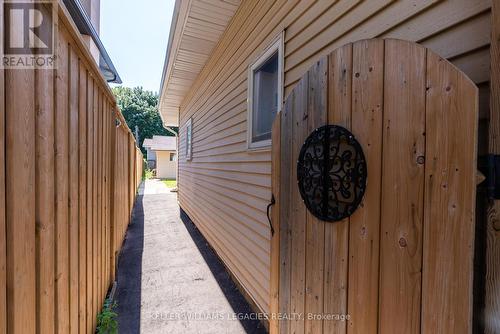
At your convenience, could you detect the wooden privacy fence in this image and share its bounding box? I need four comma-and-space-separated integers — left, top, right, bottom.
270, 39, 478, 334
0, 3, 143, 334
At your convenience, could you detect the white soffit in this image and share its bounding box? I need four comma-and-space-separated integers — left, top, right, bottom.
159, 0, 241, 126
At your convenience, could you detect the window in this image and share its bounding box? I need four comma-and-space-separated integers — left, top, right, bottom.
186, 118, 192, 160
170, 153, 177, 161
247, 33, 283, 149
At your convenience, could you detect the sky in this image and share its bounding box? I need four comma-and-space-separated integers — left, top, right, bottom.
100, 0, 175, 94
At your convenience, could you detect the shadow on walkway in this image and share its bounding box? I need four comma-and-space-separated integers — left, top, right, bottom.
116, 195, 144, 333
115, 185, 267, 334
180, 209, 267, 334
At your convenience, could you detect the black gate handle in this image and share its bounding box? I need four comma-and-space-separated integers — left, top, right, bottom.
266, 194, 275, 236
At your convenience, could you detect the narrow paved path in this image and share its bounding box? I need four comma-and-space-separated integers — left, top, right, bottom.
116, 179, 267, 334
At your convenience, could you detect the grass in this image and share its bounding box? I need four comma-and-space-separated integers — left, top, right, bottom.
144, 169, 154, 180
162, 179, 177, 188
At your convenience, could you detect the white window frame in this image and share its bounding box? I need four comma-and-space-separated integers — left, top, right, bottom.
185, 118, 192, 161
247, 32, 284, 150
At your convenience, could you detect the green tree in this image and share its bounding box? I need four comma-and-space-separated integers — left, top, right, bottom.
112, 86, 177, 154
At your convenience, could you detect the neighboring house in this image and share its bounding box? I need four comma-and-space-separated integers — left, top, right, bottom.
143, 136, 177, 179
159, 0, 494, 332
142, 138, 157, 168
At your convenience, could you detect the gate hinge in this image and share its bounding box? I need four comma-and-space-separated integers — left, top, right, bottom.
478, 154, 500, 200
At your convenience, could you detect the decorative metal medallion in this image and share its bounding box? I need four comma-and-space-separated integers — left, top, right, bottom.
297, 125, 367, 222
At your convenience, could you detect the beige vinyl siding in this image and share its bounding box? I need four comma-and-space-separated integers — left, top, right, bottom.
177, 0, 492, 313
155, 151, 177, 179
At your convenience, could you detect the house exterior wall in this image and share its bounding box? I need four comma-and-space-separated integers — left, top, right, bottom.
156, 151, 177, 179
176, 0, 492, 313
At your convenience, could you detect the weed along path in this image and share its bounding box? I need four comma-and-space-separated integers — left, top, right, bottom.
115, 180, 267, 334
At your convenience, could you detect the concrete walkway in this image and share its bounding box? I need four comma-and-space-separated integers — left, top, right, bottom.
116, 180, 267, 334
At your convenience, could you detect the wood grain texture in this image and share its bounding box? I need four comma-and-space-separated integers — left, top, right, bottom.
378, 39, 426, 334
277, 38, 479, 334
270, 111, 281, 334
78, 63, 88, 334
86, 74, 95, 332
323, 43, 352, 334
109, 111, 116, 283
421, 49, 478, 334
5, 53, 36, 334
92, 82, 98, 328
55, 30, 70, 334
304, 58, 327, 334
486, 1, 500, 332
289, 74, 308, 334
35, 61, 56, 334
347, 39, 384, 334
0, 4, 141, 333
279, 90, 293, 334
68, 45, 80, 334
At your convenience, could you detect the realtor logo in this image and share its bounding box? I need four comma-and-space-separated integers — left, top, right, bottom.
2, 0, 57, 69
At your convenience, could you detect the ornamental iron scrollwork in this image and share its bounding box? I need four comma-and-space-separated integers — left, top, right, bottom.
297, 125, 367, 222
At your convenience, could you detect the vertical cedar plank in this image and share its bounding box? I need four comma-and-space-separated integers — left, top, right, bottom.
102, 97, 106, 300
347, 39, 384, 334
378, 39, 426, 334
96, 92, 102, 306
55, 31, 70, 334
0, 0, 5, 330
486, 1, 500, 332
289, 75, 308, 334
422, 50, 478, 333
78, 63, 87, 334
35, 50, 56, 334
276, 92, 294, 334
93, 82, 99, 328
324, 44, 352, 334
304, 58, 327, 334
270, 111, 281, 334
95, 90, 102, 306
5, 21, 36, 334
68, 46, 80, 334
103, 103, 107, 292
86, 75, 94, 332
109, 111, 116, 282
103, 98, 107, 297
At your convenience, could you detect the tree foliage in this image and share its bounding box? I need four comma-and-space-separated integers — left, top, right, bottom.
112, 86, 176, 154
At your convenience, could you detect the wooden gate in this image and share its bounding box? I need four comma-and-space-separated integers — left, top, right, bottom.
270, 39, 478, 334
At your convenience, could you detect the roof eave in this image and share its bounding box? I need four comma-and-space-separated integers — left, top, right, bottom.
158, 0, 241, 127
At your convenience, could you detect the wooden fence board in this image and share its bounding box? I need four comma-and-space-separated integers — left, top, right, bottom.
421, 46, 478, 334
69, 45, 80, 334
378, 39, 426, 334
86, 74, 94, 332
0, 5, 143, 333
35, 47, 56, 334
96, 91, 102, 307
347, 39, 384, 334
270, 111, 281, 334
5, 53, 36, 334
304, 58, 327, 334
276, 87, 295, 334
78, 63, 88, 334
55, 29, 70, 334
323, 43, 352, 334
289, 75, 308, 334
